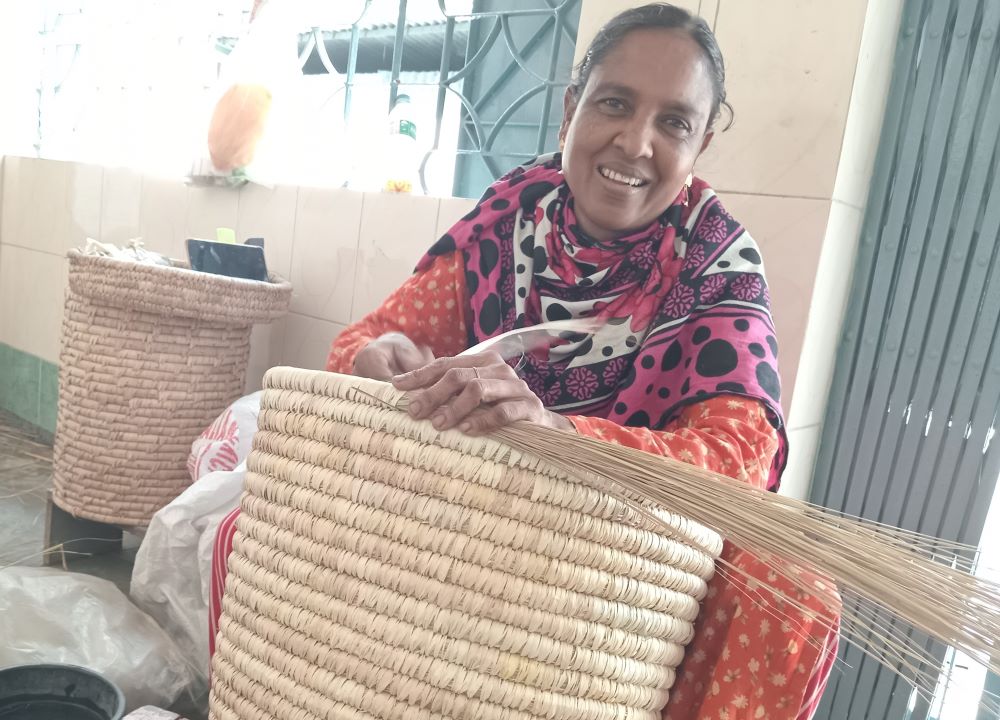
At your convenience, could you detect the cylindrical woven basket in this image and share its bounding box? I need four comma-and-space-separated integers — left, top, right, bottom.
52, 250, 292, 526
209, 367, 723, 720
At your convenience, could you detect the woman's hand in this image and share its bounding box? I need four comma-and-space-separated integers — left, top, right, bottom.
392, 353, 573, 436
353, 333, 435, 381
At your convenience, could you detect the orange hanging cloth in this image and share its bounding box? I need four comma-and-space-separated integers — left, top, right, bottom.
207, 83, 272, 172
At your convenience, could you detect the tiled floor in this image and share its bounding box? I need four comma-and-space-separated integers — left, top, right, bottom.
0, 408, 137, 588
0, 412, 55, 569
0, 408, 205, 719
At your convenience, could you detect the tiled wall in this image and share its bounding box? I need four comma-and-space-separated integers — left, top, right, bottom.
779, 0, 906, 500
0, 154, 476, 430
0, 344, 58, 435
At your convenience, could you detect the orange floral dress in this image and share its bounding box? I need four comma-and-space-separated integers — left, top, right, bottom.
323, 253, 841, 719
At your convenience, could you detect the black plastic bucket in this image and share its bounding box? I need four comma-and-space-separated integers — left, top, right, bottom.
0, 664, 125, 720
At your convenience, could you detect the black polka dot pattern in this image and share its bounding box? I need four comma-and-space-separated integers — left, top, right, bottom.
695, 339, 740, 377
717, 381, 747, 394
625, 410, 651, 427
756, 362, 781, 401
545, 303, 571, 321
519, 181, 558, 212
479, 239, 499, 276
533, 246, 548, 272
428, 233, 456, 256
661, 341, 683, 371
479, 293, 501, 334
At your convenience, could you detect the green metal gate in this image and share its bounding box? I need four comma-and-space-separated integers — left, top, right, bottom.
810, 0, 1000, 717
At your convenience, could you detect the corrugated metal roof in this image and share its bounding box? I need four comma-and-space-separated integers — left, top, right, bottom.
299, 19, 471, 75
296, 0, 474, 32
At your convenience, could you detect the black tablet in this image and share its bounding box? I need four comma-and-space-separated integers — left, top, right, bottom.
186, 238, 269, 282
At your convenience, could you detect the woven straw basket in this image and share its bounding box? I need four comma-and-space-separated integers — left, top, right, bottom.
209, 367, 723, 720
52, 250, 291, 526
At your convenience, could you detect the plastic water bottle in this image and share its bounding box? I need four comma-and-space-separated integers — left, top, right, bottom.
384, 94, 419, 193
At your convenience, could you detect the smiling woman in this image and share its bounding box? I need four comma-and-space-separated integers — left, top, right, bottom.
560, 23, 721, 239
209, 4, 840, 719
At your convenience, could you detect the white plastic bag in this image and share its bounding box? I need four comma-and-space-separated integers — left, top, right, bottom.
187, 391, 262, 482
129, 464, 246, 695
131, 391, 262, 695
0, 567, 197, 711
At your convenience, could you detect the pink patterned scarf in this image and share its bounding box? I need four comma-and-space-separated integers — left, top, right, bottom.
419, 153, 787, 488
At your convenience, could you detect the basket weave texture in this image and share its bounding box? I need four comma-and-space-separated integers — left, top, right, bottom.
209, 367, 722, 720
52, 250, 292, 525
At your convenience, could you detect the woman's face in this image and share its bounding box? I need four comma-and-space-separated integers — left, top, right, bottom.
560, 28, 717, 241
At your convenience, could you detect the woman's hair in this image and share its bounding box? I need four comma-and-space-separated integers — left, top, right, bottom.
568, 3, 733, 130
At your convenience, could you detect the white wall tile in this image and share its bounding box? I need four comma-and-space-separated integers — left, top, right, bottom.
0, 156, 103, 255
0, 157, 4, 251
351, 192, 441, 322
696, 0, 720, 28
715, 193, 833, 416
101, 166, 143, 247
288, 187, 363, 324
832, 0, 906, 209
245, 318, 287, 393
574, 0, 701, 65
779, 424, 822, 502
0, 245, 67, 363
280, 313, 347, 372
185, 185, 240, 243
435, 196, 479, 240
138, 175, 188, 260
237, 183, 298, 280
697, 0, 869, 199
788, 200, 864, 430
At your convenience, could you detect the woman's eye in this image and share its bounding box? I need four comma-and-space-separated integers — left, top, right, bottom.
661, 117, 691, 133
599, 98, 626, 111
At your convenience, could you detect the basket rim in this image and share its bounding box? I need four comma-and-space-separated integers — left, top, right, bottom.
66, 248, 292, 290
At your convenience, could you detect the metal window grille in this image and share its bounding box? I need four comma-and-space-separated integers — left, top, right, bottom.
810, 0, 1000, 717
297, 0, 581, 196
32, 0, 580, 197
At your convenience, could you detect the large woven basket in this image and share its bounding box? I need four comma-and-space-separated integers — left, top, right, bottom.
209, 367, 723, 720
52, 250, 292, 526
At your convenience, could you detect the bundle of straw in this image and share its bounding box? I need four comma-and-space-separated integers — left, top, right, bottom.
212, 368, 1000, 719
